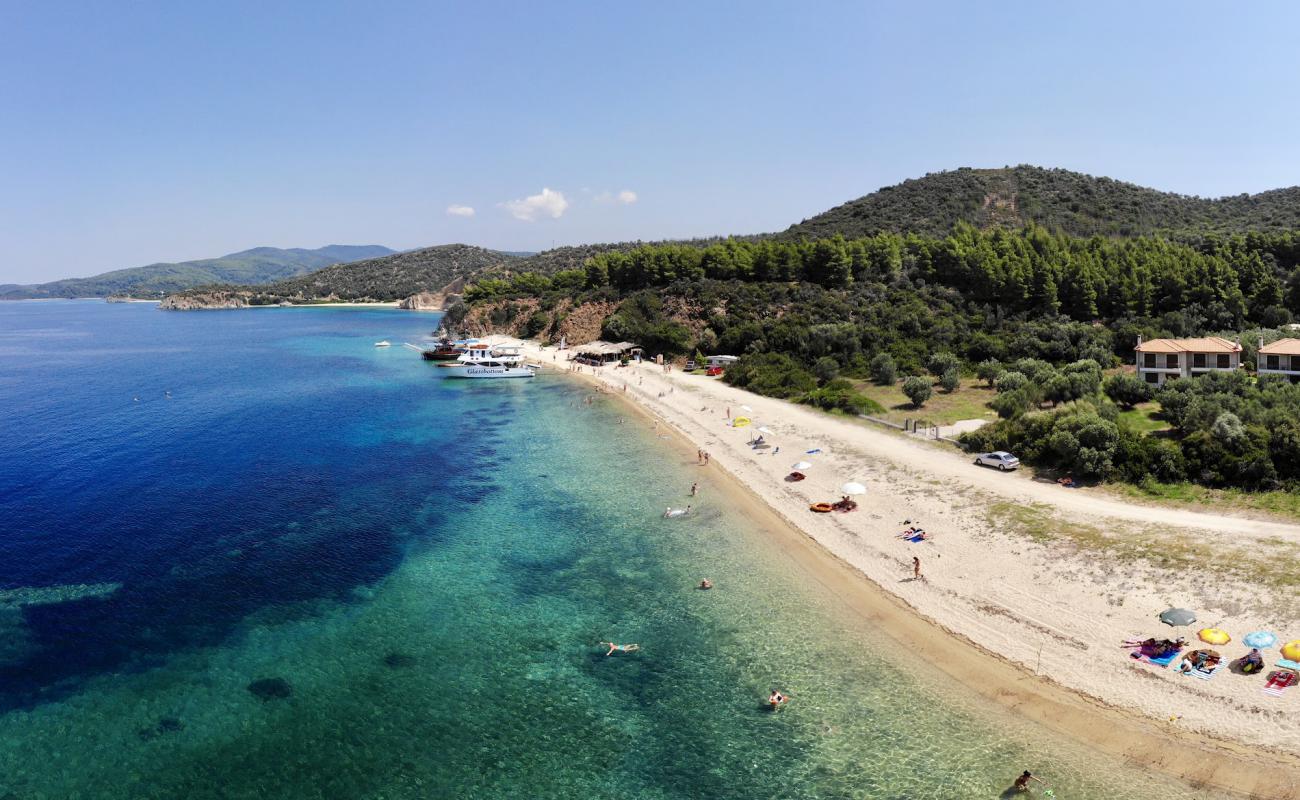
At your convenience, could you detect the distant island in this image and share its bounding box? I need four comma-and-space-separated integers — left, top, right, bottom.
0, 244, 395, 300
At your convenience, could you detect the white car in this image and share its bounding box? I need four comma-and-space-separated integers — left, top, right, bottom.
975, 451, 1020, 471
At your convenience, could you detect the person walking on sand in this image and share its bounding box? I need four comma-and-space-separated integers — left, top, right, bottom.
912, 556, 922, 581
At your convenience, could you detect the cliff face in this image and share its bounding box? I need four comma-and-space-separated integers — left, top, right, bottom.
397, 278, 465, 311
455, 298, 620, 344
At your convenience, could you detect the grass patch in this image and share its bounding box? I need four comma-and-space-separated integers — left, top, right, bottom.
1115, 402, 1170, 435
1114, 480, 1300, 522
852, 379, 997, 425
987, 501, 1300, 590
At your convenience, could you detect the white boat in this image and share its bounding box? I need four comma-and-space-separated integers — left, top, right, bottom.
374, 341, 391, 348
437, 343, 537, 379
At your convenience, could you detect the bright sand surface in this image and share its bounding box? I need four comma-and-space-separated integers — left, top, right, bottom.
501, 338, 1300, 799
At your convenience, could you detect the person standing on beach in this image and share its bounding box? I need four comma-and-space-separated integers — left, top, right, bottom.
690, 482, 698, 496
912, 556, 922, 581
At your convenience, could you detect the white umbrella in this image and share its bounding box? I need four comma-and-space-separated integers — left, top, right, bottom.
740, 405, 753, 413
840, 482, 867, 495
757, 426, 774, 435
792, 461, 812, 470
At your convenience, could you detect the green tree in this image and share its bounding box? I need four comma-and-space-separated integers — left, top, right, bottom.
1103, 373, 1154, 409
869, 353, 897, 385
940, 367, 960, 393
926, 351, 960, 377
902, 376, 932, 408
975, 359, 1004, 387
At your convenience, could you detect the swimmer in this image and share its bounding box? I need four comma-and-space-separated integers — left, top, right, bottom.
767, 689, 788, 709
690, 482, 698, 496
698, 579, 712, 590
602, 642, 640, 656
1013, 771, 1045, 792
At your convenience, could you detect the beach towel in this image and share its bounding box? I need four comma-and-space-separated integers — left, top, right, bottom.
805, 449, 822, 454
1133, 649, 1180, 667
1182, 663, 1220, 681
1263, 670, 1297, 698
906, 534, 926, 543
1276, 658, 1300, 671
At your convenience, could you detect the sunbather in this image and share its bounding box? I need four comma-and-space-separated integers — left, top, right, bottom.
1178, 649, 1220, 673
1239, 648, 1264, 674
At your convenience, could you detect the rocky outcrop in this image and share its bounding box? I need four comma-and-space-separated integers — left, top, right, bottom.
398, 278, 464, 311
158, 291, 251, 310
555, 300, 618, 345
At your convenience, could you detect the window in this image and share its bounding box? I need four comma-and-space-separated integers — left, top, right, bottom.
1166, 354, 1178, 369
1143, 353, 1156, 368
1217, 354, 1230, 368
1145, 372, 1159, 384
1267, 355, 1280, 370
1193, 353, 1206, 368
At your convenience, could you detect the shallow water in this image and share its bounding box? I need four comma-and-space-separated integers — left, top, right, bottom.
0, 301, 1229, 798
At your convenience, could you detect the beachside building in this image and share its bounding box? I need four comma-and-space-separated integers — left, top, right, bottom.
705, 355, 740, 368
573, 340, 642, 365
1134, 336, 1241, 386
1258, 338, 1300, 381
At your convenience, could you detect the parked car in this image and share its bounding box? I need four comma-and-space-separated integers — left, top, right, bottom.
685, 360, 697, 371
706, 366, 724, 376
974, 451, 1020, 471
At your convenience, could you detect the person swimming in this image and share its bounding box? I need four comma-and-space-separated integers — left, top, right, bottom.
767, 689, 788, 709
602, 642, 640, 656
698, 579, 712, 589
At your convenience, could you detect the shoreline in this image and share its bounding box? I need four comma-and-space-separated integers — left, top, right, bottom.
513, 343, 1299, 799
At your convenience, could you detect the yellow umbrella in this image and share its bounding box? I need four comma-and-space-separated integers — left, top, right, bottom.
1282, 640, 1300, 661
732, 417, 751, 428
1198, 628, 1230, 645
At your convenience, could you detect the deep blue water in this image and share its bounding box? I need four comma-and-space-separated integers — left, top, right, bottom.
0, 302, 1224, 799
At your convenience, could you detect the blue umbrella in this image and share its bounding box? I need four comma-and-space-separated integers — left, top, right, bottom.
1244, 630, 1277, 649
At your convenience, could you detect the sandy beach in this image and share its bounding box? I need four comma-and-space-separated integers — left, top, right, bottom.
499, 337, 1300, 798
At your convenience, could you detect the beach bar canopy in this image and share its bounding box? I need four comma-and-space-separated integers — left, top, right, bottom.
574, 340, 642, 363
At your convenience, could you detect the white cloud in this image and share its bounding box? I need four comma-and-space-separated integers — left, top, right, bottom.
445, 204, 476, 217
595, 189, 638, 205
501, 187, 569, 221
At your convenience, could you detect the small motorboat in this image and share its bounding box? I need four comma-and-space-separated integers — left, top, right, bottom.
374, 341, 391, 348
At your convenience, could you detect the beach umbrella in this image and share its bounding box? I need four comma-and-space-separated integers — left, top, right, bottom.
757, 426, 774, 436
1158, 608, 1196, 627
733, 417, 751, 428
1198, 628, 1231, 645
1243, 631, 1278, 649
792, 461, 813, 470
1282, 640, 1300, 661
740, 405, 754, 413
840, 482, 867, 495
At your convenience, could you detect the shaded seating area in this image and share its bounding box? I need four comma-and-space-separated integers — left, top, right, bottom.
572, 340, 642, 366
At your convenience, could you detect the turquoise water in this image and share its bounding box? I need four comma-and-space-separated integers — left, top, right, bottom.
0, 302, 1226, 798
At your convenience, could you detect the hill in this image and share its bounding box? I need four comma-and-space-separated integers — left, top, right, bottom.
784, 165, 1300, 239
160, 244, 517, 308
1, 244, 395, 300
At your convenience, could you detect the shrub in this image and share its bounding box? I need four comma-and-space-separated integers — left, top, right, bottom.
975, 359, 1004, 387
812, 356, 840, 384
723, 352, 818, 399
996, 371, 1029, 394
869, 353, 897, 386
902, 376, 932, 408
926, 351, 960, 377
1103, 373, 1154, 409
940, 367, 960, 393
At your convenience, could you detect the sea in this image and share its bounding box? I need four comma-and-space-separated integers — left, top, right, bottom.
0, 300, 1227, 799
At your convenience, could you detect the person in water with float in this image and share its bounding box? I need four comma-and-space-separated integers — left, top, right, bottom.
767, 689, 789, 710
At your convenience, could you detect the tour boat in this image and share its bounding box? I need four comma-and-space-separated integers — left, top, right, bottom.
437, 343, 536, 378
374, 340, 391, 347
421, 338, 464, 361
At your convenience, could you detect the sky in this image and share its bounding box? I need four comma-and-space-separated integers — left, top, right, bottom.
3, 1, 1300, 284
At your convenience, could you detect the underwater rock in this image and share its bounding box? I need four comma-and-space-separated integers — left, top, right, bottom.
247, 677, 293, 701
383, 652, 417, 669
136, 716, 185, 741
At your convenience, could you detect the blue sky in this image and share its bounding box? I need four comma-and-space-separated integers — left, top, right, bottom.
3, 1, 1299, 283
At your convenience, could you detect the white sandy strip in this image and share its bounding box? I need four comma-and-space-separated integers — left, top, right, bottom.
505, 338, 1300, 758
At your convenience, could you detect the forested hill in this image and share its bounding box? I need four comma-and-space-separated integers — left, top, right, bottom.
784, 166, 1300, 240
160, 244, 517, 307
0, 244, 394, 300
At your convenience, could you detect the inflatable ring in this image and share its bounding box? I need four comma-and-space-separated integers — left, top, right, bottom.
810, 502, 834, 513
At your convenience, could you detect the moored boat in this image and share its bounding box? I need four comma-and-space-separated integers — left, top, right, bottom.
437, 343, 536, 378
